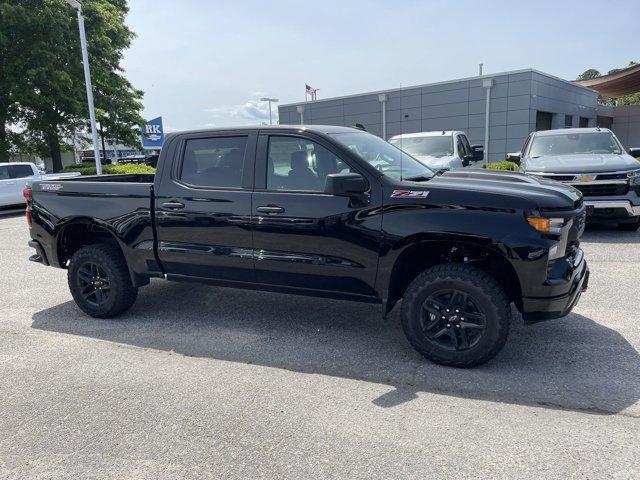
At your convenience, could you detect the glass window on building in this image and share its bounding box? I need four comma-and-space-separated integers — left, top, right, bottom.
579, 117, 589, 128
536, 111, 553, 131
564, 115, 573, 128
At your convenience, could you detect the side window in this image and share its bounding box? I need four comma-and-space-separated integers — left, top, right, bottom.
11, 165, 35, 179
267, 136, 351, 192
180, 136, 247, 188
456, 136, 467, 158
460, 135, 472, 156
0, 166, 12, 180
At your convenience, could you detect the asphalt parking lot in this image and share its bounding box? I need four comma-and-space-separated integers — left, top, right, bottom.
0, 211, 638, 479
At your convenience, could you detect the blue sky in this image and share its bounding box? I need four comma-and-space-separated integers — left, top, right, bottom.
121, 0, 638, 131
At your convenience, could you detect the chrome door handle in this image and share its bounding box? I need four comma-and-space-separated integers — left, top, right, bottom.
256, 205, 284, 214
162, 201, 185, 210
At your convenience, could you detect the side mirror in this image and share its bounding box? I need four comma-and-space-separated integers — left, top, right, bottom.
470, 144, 484, 162
324, 173, 367, 197
506, 152, 521, 165
629, 147, 640, 159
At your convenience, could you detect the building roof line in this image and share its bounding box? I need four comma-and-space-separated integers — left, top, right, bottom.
280, 68, 595, 108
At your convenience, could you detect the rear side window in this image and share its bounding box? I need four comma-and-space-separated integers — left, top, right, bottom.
180, 136, 247, 188
11, 165, 34, 178
0, 166, 11, 180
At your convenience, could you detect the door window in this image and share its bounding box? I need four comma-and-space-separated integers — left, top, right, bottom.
0, 166, 12, 180
11, 165, 34, 178
180, 136, 247, 188
460, 135, 472, 156
267, 136, 351, 192
456, 136, 468, 158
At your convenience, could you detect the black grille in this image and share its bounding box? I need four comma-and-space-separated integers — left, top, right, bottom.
544, 175, 575, 181
596, 173, 628, 180
573, 183, 629, 196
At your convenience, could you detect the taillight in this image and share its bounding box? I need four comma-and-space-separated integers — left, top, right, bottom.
23, 185, 33, 227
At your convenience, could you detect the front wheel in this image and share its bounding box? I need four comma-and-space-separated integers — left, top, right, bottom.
401, 264, 511, 368
68, 244, 138, 318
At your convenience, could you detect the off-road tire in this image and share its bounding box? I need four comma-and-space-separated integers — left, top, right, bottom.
68, 244, 138, 318
401, 263, 511, 368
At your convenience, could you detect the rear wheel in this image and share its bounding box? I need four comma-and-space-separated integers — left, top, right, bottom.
401, 264, 510, 368
618, 218, 640, 231
68, 244, 138, 318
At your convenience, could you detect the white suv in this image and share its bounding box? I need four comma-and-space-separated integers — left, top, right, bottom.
388, 131, 484, 171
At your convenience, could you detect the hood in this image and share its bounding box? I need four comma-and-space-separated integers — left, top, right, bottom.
525, 153, 640, 173
399, 169, 582, 211
413, 154, 456, 169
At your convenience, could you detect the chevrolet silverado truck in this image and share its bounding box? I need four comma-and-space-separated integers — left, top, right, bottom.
388, 130, 485, 171
0, 162, 80, 208
509, 127, 640, 231
25, 125, 589, 367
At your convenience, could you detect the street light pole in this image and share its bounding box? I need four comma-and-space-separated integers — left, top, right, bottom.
65, 0, 102, 174
260, 97, 279, 125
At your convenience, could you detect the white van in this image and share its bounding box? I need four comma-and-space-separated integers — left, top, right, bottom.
389, 131, 484, 171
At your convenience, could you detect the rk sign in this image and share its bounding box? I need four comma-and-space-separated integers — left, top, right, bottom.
141, 116, 164, 149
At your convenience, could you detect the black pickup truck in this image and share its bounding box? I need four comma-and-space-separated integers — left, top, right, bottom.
25, 125, 589, 367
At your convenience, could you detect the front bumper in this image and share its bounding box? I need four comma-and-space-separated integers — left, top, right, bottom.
584, 199, 640, 221
521, 250, 589, 322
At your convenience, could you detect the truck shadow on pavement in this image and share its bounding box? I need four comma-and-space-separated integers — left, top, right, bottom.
31, 280, 640, 415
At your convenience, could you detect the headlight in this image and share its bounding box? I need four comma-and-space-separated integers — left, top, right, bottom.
526, 216, 565, 235
526, 216, 571, 261
627, 169, 640, 185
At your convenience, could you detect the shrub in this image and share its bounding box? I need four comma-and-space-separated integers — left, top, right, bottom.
485, 161, 518, 171
63, 163, 156, 175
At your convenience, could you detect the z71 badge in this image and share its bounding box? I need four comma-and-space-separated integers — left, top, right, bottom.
391, 190, 429, 198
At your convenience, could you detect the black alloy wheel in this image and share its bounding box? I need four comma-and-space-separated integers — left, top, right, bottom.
77, 261, 111, 308
420, 289, 487, 351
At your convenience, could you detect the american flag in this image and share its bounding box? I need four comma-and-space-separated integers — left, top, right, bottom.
305, 84, 317, 95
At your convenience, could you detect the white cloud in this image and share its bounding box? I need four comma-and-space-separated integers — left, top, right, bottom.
204, 93, 278, 126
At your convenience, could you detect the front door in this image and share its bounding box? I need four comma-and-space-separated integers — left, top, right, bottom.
154, 131, 256, 283
251, 133, 383, 299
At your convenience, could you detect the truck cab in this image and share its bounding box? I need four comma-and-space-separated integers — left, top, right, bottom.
388, 131, 484, 171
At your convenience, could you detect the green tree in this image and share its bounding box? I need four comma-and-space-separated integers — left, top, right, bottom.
0, 0, 144, 170
577, 68, 601, 81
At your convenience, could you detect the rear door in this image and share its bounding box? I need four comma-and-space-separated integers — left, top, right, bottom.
251, 132, 383, 299
154, 130, 256, 282
0, 165, 18, 206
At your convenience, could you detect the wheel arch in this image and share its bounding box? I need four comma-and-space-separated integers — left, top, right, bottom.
55, 218, 148, 287
383, 238, 522, 315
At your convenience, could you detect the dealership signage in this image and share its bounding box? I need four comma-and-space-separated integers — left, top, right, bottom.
141, 116, 164, 149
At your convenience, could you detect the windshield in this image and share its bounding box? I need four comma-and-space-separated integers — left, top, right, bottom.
529, 132, 623, 157
389, 135, 453, 158
329, 132, 434, 181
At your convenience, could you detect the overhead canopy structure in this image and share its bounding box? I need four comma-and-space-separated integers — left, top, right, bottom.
575, 64, 640, 96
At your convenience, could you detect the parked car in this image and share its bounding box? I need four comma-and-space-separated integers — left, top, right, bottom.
508, 128, 640, 231
25, 125, 588, 368
388, 131, 484, 171
0, 162, 80, 208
